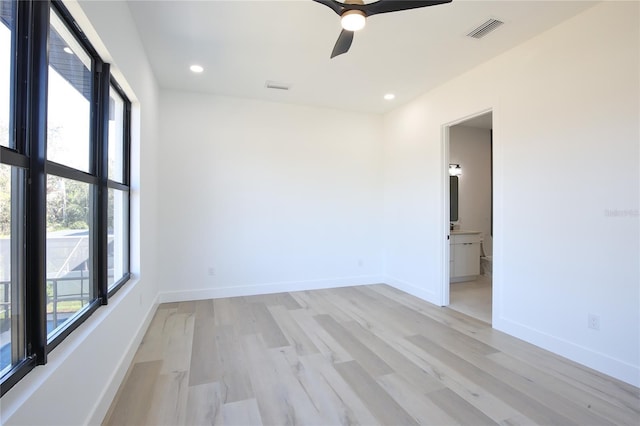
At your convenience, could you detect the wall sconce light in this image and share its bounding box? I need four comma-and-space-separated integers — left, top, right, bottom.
449, 164, 462, 176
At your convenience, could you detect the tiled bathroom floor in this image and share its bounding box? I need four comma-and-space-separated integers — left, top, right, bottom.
449, 274, 492, 323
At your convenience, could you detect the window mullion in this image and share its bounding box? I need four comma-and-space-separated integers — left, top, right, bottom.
95, 62, 110, 305
24, 0, 50, 366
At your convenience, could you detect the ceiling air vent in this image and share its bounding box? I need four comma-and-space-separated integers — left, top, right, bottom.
265, 80, 291, 91
467, 18, 504, 39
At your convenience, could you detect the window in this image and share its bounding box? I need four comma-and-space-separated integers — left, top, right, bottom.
0, 6, 13, 367
107, 188, 128, 289
45, 4, 97, 340
46, 8, 92, 172
107, 83, 130, 291
0, 0, 25, 380
0, 0, 13, 148
0, 0, 131, 395
46, 176, 94, 338
0, 164, 25, 376
108, 86, 125, 183
0, 164, 11, 373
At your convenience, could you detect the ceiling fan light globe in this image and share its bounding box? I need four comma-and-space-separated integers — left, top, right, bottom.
341, 10, 366, 31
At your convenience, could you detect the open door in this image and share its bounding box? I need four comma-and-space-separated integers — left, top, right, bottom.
442, 110, 493, 324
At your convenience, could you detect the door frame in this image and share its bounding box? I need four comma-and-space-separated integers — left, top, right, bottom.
441, 108, 493, 308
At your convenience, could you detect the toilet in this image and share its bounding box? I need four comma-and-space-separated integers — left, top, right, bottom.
480, 239, 492, 277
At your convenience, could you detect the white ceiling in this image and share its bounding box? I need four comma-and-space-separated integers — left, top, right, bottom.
127, 0, 596, 114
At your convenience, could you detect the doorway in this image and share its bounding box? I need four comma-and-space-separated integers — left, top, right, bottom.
444, 111, 493, 324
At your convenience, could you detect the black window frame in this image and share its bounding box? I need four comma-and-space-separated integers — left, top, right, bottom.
105, 78, 131, 298
0, 0, 131, 396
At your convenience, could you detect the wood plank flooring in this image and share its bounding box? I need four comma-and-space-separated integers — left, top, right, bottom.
103, 284, 640, 425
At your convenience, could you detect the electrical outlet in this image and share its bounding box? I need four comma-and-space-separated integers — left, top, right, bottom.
208, 267, 216, 276
588, 313, 600, 330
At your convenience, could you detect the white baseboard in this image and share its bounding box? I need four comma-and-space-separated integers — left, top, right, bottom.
157, 275, 387, 303
383, 275, 439, 306
493, 316, 640, 388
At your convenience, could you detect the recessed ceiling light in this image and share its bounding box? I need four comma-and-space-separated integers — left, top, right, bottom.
190, 65, 204, 73
384, 93, 395, 101
63, 47, 73, 54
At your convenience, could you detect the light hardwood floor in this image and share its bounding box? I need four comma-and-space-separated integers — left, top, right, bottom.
103, 284, 639, 425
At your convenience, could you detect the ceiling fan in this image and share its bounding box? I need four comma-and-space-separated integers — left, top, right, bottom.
312, 0, 453, 58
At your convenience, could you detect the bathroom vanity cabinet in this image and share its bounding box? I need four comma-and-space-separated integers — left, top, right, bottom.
450, 231, 481, 282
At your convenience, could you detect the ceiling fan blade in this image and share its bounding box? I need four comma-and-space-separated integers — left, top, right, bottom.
331, 29, 354, 58
311, 0, 346, 16
363, 0, 452, 16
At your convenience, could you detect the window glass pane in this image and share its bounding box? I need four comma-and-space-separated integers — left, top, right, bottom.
108, 188, 128, 289
46, 175, 94, 338
108, 86, 124, 182
0, 0, 15, 148
0, 164, 12, 372
46, 8, 92, 172
0, 164, 24, 374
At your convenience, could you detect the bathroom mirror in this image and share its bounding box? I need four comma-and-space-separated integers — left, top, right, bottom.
450, 176, 459, 221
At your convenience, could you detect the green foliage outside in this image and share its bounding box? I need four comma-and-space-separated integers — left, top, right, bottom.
46, 175, 91, 232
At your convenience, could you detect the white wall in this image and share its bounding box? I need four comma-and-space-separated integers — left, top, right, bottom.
157, 91, 384, 301
450, 125, 492, 256
1, 0, 161, 424
383, 1, 639, 386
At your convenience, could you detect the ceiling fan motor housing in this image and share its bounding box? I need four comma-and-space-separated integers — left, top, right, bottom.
341, 9, 367, 31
